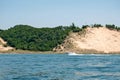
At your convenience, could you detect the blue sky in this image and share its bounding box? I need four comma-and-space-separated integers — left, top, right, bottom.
0, 0, 120, 29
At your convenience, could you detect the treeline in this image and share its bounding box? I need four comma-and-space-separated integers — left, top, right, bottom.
82, 24, 120, 30
0, 24, 119, 51
0, 24, 80, 51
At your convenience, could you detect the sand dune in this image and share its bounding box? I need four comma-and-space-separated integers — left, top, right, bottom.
54, 27, 120, 53
0, 38, 14, 52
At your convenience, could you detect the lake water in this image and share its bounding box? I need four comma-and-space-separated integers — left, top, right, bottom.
0, 53, 120, 80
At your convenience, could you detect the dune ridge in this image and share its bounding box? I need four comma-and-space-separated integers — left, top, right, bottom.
54, 27, 120, 53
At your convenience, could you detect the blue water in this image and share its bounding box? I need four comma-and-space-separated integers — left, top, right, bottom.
0, 53, 120, 80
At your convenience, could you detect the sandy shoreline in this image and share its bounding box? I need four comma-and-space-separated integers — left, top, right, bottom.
0, 49, 120, 54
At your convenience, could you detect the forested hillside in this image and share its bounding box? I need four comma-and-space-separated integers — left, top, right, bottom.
0, 24, 80, 51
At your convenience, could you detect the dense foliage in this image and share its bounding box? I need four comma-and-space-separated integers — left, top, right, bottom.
0, 24, 81, 51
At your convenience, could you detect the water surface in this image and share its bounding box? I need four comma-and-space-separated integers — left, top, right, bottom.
0, 53, 120, 80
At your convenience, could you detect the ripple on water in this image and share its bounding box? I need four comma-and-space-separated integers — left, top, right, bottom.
0, 53, 120, 80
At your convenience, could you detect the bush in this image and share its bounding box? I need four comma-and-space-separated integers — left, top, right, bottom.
82, 25, 89, 29
106, 24, 116, 30
92, 24, 102, 28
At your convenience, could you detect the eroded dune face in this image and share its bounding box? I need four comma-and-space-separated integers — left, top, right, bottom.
54, 27, 120, 53
0, 38, 14, 52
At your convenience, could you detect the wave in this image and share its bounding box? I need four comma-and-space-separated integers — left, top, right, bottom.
67, 52, 84, 56
67, 53, 111, 56
75, 71, 120, 77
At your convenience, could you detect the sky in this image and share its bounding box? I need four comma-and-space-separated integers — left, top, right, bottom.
0, 0, 120, 29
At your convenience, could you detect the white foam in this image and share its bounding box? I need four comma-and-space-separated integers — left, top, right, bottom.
68, 52, 84, 56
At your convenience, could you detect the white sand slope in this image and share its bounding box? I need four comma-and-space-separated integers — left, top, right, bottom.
0, 37, 14, 52
54, 27, 120, 53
